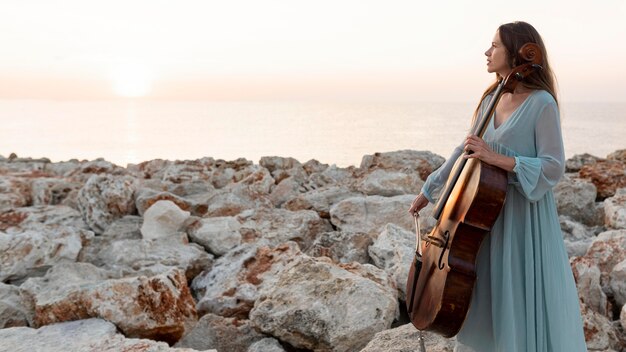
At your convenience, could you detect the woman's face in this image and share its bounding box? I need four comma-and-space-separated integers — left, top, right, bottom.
485, 31, 511, 76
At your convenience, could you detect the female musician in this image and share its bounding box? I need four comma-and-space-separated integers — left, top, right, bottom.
408, 21, 587, 351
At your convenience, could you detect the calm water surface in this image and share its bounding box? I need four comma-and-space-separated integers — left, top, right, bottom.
1, 100, 624, 167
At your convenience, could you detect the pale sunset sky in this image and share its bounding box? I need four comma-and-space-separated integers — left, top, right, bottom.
1, 0, 625, 102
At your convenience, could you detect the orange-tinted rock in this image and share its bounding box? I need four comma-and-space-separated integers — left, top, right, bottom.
579, 160, 626, 200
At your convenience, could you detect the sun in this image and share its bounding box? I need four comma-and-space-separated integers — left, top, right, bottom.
109, 63, 153, 98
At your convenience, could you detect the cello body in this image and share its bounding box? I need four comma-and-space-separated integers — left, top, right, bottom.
406, 157, 507, 337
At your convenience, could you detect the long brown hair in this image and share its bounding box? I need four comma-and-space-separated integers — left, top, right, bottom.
473, 21, 558, 120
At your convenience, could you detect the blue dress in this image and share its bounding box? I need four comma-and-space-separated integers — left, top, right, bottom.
420, 90, 587, 351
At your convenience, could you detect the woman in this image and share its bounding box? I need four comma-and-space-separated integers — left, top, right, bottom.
408, 21, 587, 351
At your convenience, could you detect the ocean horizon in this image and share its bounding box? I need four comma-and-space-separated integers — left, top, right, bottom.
1, 99, 624, 167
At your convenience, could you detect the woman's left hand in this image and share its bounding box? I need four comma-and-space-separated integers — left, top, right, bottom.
463, 135, 497, 164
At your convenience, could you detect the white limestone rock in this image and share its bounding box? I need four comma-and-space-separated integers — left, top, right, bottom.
238, 208, 332, 250
360, 150, 445, 181
191, 241, 300, 318
21, 263, 197, 344
77, 174, 137, 234
174, 313, 265, 351
249, 256, 397, 352
0, 282, 32, 328
609, 259, 626, 307
247, 337, 286, 352
187, 216, 242, 256
330, 195, 436, 235
368, 223, 416, 301
554, 174, 603, 226
604, 187, 626, 229
305, 231, 373, 264
283, 186, 362, 218
360, 323, 456, 352
358, 169, 424, 197
0, 205, 88, 231
0, 318, 212, 352
87, 238, 212, 280
0, 225, 94, 283
141, 200, 191, 240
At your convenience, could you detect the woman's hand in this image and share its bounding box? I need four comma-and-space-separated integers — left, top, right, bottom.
408, 193, 429, 217
463, 135, 498, 164
463, 135, 517, 172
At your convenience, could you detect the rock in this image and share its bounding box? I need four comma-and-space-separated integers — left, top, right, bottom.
368, 223, 416, 301
77, 174, 137, 234
583, 230, 626, 292
337, 261, 397, 298
192, 241, 301, 318
0, 176, 32, 212
0, 205, 88, 231
209, 158, 257, 189
0, 225, 94, 284
0, 282, 32, 328
360, 150, 445, 181
560, 216, 596, 257
247, 337, 286, 352
580, 302, 622, 351
21, 263, 197, 344
204, 169, 275, 217
249, 255, 398, 352
566, 153, 604, 172
609, 259, 626, 307
134, 179, 216, 217
270, 177, 304, 207
141, 200, 191, 240
85, 238, 212, 280
358, 169, 424, 197
554, 174, 603, 226
174, 313, 265, 351
65, 159, 127, 178
161, 160, 213, 184
621, 304, 626, 332
579, 160, 626, 200
259, 156, 302, 175
0, 318, 212, 352
135, 187, 195, 216
205, 190, 273, 217
330, 195, 436, 236
43, 160, 82, 177
604, 187, 626, 229
571, 257, 610, 317
302, 159, 329, 175
306, 165, 363, 190
187, 216, 242, 256
31, 178, 81, 206
102, 215, 143, 240
238, 208, 332, 250
607, 149, 626, 163
360, 323, 455, 352
283, 186, 362, 218
305, 231, 373, 264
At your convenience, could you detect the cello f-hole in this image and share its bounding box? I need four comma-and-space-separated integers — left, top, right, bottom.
438, 231, 450, 270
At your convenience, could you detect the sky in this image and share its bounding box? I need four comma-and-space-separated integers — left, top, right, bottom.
1, 0, 625, 102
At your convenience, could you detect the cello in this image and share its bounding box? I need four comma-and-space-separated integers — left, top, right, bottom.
405, 43, 543, 338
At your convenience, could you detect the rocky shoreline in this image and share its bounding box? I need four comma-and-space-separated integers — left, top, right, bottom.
0, 149, 625, 352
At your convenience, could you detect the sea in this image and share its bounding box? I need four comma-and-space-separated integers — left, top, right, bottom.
1, 100, 624, 168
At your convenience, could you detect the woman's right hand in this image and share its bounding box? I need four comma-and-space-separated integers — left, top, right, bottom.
408, 193, 429, 217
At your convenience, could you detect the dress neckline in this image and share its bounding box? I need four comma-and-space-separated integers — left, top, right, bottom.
493, 90, 537, 130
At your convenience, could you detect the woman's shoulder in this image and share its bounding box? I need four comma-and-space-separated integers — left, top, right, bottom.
530, 89, 557, 107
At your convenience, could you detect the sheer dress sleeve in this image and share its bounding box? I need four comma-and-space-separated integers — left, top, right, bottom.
420, 142, 464, 204
510, 102, 565, 202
